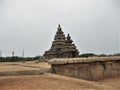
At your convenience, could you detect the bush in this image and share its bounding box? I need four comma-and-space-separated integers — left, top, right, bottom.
79, 53, 97, 58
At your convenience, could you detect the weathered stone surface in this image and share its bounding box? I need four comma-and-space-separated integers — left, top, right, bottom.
67, 59, 74, 64
103, 63, 112, 79
119, 70, 120, 77
90, 64, 104, 81
112, 62, 119, 70
111, 70, 119, 78
78, 70, 88, 80
49, 56, 120, 65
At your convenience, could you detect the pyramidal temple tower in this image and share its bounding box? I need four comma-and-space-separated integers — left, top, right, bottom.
43, 24, 79, 59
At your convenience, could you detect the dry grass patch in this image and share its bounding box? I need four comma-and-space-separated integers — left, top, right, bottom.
0, 61, 50, 72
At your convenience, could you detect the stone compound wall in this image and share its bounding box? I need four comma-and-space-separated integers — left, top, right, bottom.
48, 56, 120, 81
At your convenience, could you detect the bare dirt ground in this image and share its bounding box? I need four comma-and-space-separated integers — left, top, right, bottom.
0, 61, 119, 90
0, 74, 119, 90
98, 78, 120, 89
0, 61, 51, 72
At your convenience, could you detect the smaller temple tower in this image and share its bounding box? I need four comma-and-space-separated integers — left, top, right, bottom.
43, 24, 79, 59
63, 34, 79, 58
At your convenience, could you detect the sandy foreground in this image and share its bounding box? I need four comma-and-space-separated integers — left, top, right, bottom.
0, 61, 120, 90
0, 74, 120, 90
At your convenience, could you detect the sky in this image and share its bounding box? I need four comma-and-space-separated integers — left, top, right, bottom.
0, 0, 120, 57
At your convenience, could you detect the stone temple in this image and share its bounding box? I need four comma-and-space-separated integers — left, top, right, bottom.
43, 24, 79, 59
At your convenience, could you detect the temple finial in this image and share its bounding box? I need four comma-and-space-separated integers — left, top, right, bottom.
57, 23, 62, 31
66, 33, 73, 43
58, 23, 61, 28
67, 33, 71, 41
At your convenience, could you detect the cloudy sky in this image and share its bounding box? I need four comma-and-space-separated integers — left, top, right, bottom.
0, 0, 120, 57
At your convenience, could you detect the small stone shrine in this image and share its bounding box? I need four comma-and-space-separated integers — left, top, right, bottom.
43, 24, 79, 59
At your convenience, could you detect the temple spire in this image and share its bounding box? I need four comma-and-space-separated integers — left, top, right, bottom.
43, 24, 79, 59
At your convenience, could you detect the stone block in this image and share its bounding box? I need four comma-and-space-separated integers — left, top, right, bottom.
105, 63, 112, 70
68, 59, 74, 64
111, 70, 119, 78
112, 62, 120, 70
91, 63, 104, 71
92, 71, 104, 81
78, 69, 89, 80
103, 69, 112, 79
90, 64, 104, 81
119, 71, 120, 77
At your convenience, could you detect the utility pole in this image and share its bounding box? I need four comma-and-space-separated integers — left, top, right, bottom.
12, 51, 15, 61
12, 51, 14, 57
22, 49, 24, 57
22, 49, 25, 63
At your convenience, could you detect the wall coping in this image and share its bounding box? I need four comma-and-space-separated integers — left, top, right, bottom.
48, 56, 120, 65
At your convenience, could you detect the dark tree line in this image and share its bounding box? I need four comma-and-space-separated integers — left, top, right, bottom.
0, 53, 119, 62
0, 56, 39, 62
79, 53, 120, 58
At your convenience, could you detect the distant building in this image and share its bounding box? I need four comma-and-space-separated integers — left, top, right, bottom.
43, 24, 79, 59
